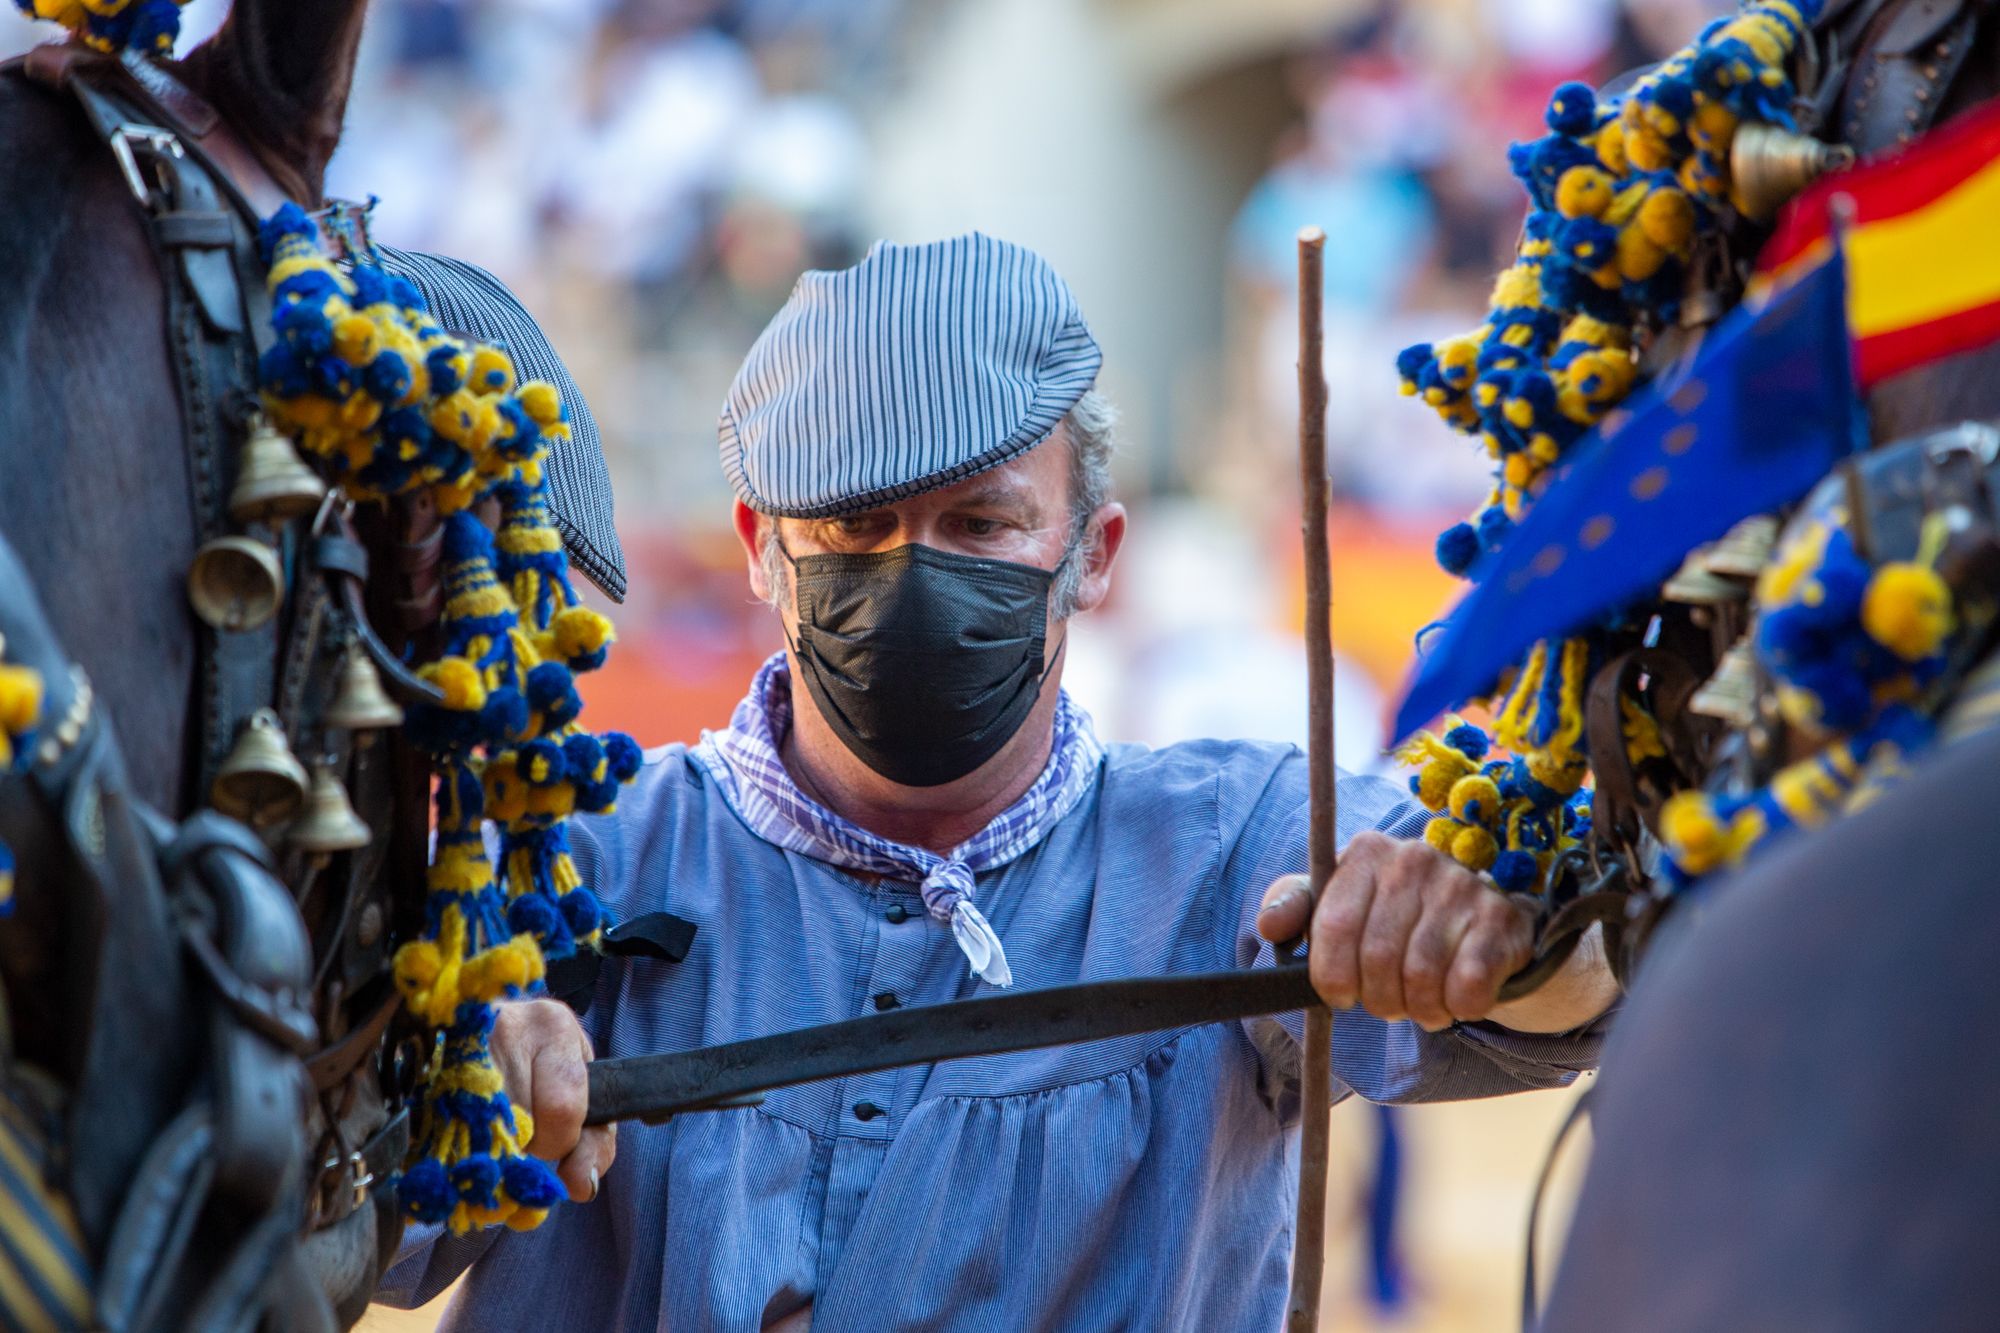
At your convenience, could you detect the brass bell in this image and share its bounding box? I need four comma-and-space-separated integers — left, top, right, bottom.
228, 413, 327, 524
188, 536, 285, 632
1662, 545, 1748, 605
1689, 638, 1761, 728
1731, 123, 1856, 222
211, 708, 310, 825
291, 764, 372, 853
324, 650, 404, 731
1704, 515, 1779, 581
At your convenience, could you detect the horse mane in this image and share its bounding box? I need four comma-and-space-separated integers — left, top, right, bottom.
174, 0, 370, 206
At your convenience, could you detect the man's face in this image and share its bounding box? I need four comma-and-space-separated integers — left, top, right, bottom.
737, 424, 1123, 637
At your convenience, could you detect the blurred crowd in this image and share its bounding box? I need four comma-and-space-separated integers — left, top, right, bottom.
1224, 0, 1736, 516
0, 0, 1744, 757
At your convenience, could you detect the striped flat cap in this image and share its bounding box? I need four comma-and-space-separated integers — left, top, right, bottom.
379, 246, 629, 602
720, 233, 1102, 517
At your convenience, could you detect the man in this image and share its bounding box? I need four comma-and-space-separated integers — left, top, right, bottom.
378, 233, 1618, 1328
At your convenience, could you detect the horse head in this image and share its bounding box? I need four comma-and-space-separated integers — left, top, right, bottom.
177, 0, 372, 205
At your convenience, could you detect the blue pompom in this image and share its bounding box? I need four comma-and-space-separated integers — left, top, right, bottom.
427, 344, 464, 395
1476, 505, 1514, 552
397, 1159, 455, 1224
501, 1155, 567, 1210
364, 350, 415, 404
518, 736, 568, 786
526, 662, 583, 730
1544, 81, 1596, 137
451, 1155, 503, 1209
603, 732, 643, 783
1443, 723, 1489, 760
559, 888, 603, 938
1395, 343, 1433, 386
259, 344, 312, 399
507, 892, 565, 943
561, 733, 606, 781
1491, 850, 1539, 893
480, 686, 529, 743
257, 202, 318, 263
1436, 523, 1481, 578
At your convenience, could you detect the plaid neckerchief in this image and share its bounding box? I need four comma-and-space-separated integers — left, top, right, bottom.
692, 652, 1104, 987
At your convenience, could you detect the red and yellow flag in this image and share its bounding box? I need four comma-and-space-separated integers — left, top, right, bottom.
1758, 101, 2000, 388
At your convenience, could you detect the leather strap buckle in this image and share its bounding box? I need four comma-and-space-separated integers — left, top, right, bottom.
106, 122, 184, 209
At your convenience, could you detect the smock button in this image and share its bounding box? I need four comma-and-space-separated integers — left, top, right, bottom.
884, 903, 909, 924
873, 992, 900, 1011
853, 1101, 886, 1122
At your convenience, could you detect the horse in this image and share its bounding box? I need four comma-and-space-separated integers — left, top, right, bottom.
0, 5, 417, 1327
1540, 1, 2000, 1323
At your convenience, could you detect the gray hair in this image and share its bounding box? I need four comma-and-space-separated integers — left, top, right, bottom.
759, 388, 1118, 619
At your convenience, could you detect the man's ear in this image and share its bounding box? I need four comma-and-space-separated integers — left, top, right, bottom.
1070, 502, 1128, 615
733, 500, 772, 602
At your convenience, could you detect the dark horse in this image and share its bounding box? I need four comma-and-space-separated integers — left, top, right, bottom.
1542, 1, 2000, 1326
0, 4, 405, 1328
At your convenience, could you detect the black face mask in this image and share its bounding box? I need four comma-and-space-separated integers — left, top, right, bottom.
782, 541, 1064, 788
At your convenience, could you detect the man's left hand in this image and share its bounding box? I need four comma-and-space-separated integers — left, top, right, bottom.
1256, 830, 1538, 1032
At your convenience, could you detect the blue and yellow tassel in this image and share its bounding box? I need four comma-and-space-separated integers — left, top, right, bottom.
256, 203, 636, 1233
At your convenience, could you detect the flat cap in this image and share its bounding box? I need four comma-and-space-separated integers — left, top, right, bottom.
719, 233, 1102, 517
378, 246, 629, 602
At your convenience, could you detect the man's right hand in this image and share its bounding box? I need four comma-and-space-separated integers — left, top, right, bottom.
492, 998, 618, 1201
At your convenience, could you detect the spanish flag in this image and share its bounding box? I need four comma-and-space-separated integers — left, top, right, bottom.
1759, 101, 2000, 387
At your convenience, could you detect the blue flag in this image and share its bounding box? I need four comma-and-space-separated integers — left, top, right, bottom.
1390, 250, 1863, 743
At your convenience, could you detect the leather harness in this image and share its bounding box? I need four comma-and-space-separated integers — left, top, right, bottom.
0, 44, 428, 1329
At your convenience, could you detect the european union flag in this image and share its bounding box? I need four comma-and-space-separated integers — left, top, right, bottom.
1391, 249, 1863, 743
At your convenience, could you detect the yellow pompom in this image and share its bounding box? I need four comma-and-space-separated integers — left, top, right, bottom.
430, 389, 480, 444
1490, 263, 1545, 310
1423, 816, 1461, 855
1504, 452, 1537, 489
1555, 166, 1615, 219
552, 606, 614, 658
517, 380, 563, 425
1451, 824, 1498, 872
1659, 792, 1728, 874
424, 657, 487, 712
1637, 187, 1695, 251
470, 346, 517, 397
1861, 562, 1954, 661
1592, 119, 1628, 174
0, 663, 45, 736
1616, 226, 1668, 282
462, 935, 543, 1001
1624, 127, 1673, 173
483, 753, 529, 823
505, 1207, 552, 1232
333, 312, 380, 366
1436, 337, 1479, 386
1447, 774, 1501, 824
1525, 747, 1588, 797
1689, 101, 1739, 153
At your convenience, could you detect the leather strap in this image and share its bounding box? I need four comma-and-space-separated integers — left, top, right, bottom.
1831, 0, 1986, 151
587, 964, 1320, 1126
303, 990, 399, 1095
547, 911, 698, 1016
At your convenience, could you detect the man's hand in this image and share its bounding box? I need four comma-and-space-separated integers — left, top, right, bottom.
493, 998, 618, 1201
1256, 830, 1536, 1031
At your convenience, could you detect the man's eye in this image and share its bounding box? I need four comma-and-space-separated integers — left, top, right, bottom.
962, 517, 1002, 536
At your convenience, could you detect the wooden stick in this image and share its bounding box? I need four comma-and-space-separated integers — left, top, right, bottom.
1286, 225, 1336, 1333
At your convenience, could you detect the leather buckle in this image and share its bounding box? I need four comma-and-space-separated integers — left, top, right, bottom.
107, 123, 184, 209
348, 1150, 374, 1211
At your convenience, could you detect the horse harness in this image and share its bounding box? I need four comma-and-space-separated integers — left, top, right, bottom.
0, 46, 439, 1330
